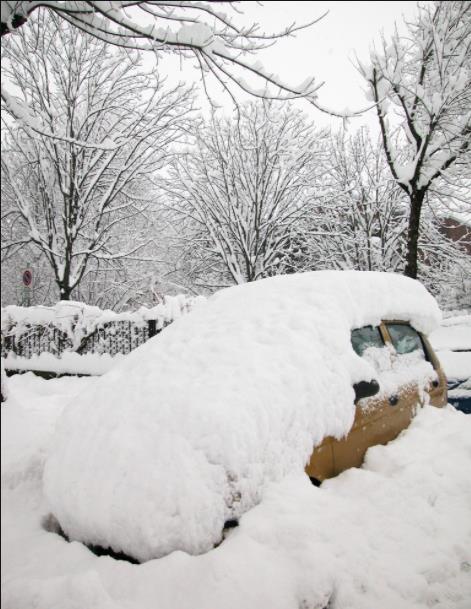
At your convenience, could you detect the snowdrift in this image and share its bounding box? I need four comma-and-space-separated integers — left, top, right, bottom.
43, 271, 441, 561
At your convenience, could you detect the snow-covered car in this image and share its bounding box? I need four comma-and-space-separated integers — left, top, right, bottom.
429, 314, 471, 414
43, 271, 447, 563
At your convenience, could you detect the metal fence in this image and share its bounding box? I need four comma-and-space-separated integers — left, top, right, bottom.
1, 319, 163, 360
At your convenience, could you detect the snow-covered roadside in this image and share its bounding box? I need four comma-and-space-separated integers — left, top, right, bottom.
1, 374, 98, 489
436, 350, 471, 381
429, 314, 471, 382
3, 352, 124, 376
2, 374, 471, 609
429, 315, 471, 352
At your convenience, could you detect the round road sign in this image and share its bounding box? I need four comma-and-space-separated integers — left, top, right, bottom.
22, 269, 33, 287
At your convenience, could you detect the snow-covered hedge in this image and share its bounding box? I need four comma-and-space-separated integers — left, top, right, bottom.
1, 296, 205, 367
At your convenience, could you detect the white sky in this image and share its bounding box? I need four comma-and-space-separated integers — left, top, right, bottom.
154, 1, 423, 131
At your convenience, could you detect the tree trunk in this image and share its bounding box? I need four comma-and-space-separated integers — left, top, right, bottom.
59, 284, 72, 301
1, 14, 27, 37
404, 190, 425, 279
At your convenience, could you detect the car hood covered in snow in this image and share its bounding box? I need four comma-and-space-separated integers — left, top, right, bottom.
43, 271, 441, 561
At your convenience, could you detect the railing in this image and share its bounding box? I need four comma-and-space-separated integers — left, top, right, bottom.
1, 319, 161, 359
1, 297, 204, 364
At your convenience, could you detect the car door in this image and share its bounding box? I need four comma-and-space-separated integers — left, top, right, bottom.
306, 324, 389, 481
384, 322, 446, 407
414, 331, 448, 407
306, 322, 442, 482
333, 322, 437, 476
332, 323, 402, 475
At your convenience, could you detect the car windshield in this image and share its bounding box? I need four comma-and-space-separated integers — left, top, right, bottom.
386, 324, 425, 360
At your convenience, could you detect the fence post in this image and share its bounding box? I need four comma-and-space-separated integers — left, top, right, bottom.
148, 319, 157, 338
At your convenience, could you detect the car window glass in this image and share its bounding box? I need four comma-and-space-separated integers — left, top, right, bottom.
351, 326, 384, 357
386, 324, 425, 359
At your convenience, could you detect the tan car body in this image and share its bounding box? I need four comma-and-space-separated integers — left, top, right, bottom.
305, 321, 447, 482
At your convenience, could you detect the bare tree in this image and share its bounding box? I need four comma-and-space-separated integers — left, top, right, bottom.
167, 102, 328, 285
301, 128, 470, 308
153, 214, 228, 293
418, 210, 471, 308
1, 1, 337, 123
1, 13, 194, 300
360, 0, 471, 278
307, 129, 408, 273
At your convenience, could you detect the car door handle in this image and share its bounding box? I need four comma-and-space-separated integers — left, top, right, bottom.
389, 395, 399, 406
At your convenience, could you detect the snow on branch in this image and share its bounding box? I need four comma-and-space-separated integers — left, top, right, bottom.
1, 1, 353, 117
1, 86, 119, 150
167, 101, 330, 284
360, 1, 471, 195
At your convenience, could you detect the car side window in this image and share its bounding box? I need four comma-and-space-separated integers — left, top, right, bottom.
386, 324, 425, 359
351, 326, 384, 356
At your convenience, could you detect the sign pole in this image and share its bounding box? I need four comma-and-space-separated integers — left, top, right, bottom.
21, 264, 33, 307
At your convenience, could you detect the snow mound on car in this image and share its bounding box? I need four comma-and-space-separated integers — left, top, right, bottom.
43, 271, 441, 561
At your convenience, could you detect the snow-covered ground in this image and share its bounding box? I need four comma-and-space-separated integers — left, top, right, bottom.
2, 373, 471, 609
2, 351, 125, 376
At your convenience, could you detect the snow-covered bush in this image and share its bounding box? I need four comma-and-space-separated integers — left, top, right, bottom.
43, 271, 441, 562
